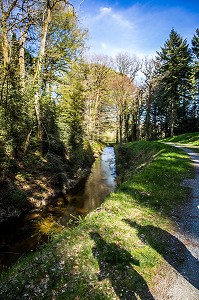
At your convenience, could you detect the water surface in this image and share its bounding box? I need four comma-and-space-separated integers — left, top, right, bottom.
67, 146, 116, 213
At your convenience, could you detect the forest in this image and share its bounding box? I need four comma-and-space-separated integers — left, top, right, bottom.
0, 0, 199, 220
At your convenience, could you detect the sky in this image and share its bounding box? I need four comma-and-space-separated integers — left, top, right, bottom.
77, 0, 199, 58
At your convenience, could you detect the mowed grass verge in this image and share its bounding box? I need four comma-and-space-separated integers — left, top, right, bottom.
160, 132, 199, 146
0, 141, 194, 299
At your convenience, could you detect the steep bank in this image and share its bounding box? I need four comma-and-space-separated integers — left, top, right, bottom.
0, 141, 103, 225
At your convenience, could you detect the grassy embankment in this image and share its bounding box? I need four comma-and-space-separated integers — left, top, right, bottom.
161, 132, 199, 152
0, 139, 195, 299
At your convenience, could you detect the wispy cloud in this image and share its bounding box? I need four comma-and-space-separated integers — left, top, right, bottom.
89, 6, 134, 29
81, 2, 199, 58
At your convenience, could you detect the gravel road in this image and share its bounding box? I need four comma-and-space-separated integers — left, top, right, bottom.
154, 144, 199, 300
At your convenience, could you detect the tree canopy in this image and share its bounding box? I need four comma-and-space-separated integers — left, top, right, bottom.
0, 2, 198, 166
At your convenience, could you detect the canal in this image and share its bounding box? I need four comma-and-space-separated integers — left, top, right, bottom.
0, 146, 116, 270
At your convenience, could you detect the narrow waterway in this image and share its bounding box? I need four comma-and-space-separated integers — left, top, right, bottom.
0, 146, 116, 270
62, 146, 117, 217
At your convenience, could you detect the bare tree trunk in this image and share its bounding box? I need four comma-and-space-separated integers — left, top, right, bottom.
145, 96, 150, 140
1, 24, 10, 66
24, 127, 33, 153
1, 14, 11, 73
33, 6, 52, 142
19, 30, 28, 90
0, 0, 18, 66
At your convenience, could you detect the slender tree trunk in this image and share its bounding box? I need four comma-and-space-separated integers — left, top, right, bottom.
131, 115, 137, 141
170, 101, 175, 137
152, 104, 157, 139
137, 113, 141, 141
24, 127, 33, 153
93, 92, 100, 140
119, 114, 123, 143
124, 113, 129, 142
0, 0, 18, 66
19, 30, 28, 90
33, 6, 52, 142
1, 20, 10, 67
116, 129, 119, 144
145, 85, 151, 140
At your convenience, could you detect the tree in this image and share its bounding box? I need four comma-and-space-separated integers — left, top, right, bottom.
32, 1, 80, 147
141, 57, 157, 140
157, 29, 192, 136
115, 52, 140, 81
109, 72, 135, 143
84, 55, 112, 141
190, 28, 199, 131
192, 28, 199, 59
112, 53, 141, 143
38, 4, 87, 153
0, 0, 88, 156
0, 0, 30, 155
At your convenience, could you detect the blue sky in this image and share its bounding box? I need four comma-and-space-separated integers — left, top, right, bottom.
78, 0, 199, 58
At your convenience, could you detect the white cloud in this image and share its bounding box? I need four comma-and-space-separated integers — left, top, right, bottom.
82, 2, 199, 58
100, 7, 112, 15
90, 6, 134, 29
111, 12, 133, 29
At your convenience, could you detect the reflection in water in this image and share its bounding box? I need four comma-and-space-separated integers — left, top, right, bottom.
69, 146, 116, 213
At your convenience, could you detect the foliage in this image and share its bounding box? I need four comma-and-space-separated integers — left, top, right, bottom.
0, 1, 93, 215
0, 1, 198, 229
155, 29, 192, 136
192, 28, 199, 59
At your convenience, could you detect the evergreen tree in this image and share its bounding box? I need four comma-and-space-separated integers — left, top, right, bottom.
192, 28, 199, 59
157, 29, 192, 136
190, 28, 199, 131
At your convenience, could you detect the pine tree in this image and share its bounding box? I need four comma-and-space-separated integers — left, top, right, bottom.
191, 28, 199, 131
192, 28, 199, 59
157, 29, 192, 136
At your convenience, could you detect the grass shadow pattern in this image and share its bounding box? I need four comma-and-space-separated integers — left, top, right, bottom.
125, 219, 199, 291
116, 142, 193, 215
90, 232, 154, 300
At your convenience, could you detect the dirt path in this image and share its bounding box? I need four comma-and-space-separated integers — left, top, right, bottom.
155, 144, 199, 299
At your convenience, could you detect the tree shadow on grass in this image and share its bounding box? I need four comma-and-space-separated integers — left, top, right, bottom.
89, 232, 154, 300
124, 219, 199, 291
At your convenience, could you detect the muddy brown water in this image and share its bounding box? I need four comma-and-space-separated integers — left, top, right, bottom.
0, 146, 116, 271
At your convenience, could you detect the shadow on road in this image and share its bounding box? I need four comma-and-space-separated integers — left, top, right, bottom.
124, 219, 199, 291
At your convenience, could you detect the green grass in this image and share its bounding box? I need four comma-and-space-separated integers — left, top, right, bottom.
160, 132, 199, 146
0, 141, 194, 299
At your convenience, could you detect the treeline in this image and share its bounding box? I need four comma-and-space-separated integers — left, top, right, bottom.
0, 0, 198, 160
0, 0, 87, 159
85, 29, 199, 143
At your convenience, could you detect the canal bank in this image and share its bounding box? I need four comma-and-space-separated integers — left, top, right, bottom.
0, 146, 116, 270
